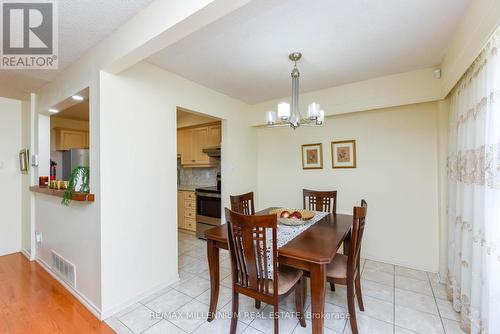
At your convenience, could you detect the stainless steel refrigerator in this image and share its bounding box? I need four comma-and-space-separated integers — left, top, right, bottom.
62, 149, 89, 180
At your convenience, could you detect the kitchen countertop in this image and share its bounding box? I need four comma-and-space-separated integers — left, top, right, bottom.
178, 184, 204, 191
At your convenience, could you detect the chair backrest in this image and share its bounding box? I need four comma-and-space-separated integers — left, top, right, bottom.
225, 208, 278, 298
303, 189, 337, 213
347, 200, 368, 276
230, 192, 255, 215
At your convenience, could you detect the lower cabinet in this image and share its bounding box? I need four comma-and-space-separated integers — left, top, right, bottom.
178, 190, 196, 232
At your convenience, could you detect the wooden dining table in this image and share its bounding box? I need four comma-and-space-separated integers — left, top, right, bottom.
204, 207, 353, 334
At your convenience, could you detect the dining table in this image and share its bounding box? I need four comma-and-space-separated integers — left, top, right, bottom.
204, 207, 353, 334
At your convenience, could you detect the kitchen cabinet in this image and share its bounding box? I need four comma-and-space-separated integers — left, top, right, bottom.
178, 122, 221, 167
178, 190, 196, 232
54, 128, 89, 150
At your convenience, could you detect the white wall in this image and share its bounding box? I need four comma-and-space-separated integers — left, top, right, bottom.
99, 61, 257, 316
0, 97, 22, 256
256, 102, 440, 272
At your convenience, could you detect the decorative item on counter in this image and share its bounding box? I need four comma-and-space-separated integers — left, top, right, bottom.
62, 166, 90, 206
61, 181, 69, 189
50, 160, 57, 181
39, 176, 49, 187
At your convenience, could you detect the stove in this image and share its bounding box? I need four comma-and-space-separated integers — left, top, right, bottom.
195, 173, 221, 239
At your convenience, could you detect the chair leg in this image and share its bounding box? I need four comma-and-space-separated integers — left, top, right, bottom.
295, 277, 306, 328
329, 282, 336, 291
230, 291, 239, 334
347, 282, 358, 334
255, 299, 261, 309
273, 303, 279, 334
355, 274, 365, 311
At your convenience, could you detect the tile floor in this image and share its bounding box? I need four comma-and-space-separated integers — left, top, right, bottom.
106, 231, 467, 334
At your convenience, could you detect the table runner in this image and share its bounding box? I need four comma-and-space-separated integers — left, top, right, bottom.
265, 211, 329, 278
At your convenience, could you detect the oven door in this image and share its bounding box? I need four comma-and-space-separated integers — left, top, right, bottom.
196, 192, 221, 219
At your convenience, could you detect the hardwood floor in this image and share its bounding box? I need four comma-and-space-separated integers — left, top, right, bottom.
0, 253, 114, 334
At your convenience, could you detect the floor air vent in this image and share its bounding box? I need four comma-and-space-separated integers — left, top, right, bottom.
50, 250, 76, 288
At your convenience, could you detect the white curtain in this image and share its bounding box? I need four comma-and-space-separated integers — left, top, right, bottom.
447, 27, 500, 334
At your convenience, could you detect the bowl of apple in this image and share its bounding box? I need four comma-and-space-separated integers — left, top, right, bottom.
269, 208, 315, 226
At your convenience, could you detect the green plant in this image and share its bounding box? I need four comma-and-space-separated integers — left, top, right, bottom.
62, 166, 90, 206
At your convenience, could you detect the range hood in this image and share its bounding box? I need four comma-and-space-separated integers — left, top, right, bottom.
202, 146, 221, 157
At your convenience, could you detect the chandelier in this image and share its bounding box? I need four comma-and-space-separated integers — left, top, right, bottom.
265, 52, 325, 129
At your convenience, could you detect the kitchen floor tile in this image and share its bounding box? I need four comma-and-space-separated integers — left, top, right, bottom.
343, 313, 394, 334
105, 318, 134, 334
142, 320, 186, 334
395, 288, 439, 315
222, 294, 267, 324
395, 275, 433, 296
441, 318, 467, 334
193, 318, 248, 334
196, 285, 233, 309
168, 299, 209, 333
359, 279, 394, 303
356, 295, 394, 324
436, 299, 460, 321
363, 260, 394, 274
304, 302, 347, 333
362, 268, 394, 287
144, 289, 192, 314
249, 305, 300, 334
395, 305, 444, 334
395, 266, 428, 281
118, 304, 162, 334
172, 275, 210, 298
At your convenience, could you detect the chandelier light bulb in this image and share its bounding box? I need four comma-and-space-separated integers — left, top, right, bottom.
277, 102, 290, 120
266, 111, 277, 125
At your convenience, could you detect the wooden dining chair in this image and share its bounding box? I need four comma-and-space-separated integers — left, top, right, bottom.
225, 208, 307, 334
230, 192, 255, 215
326, 200, 367, 334
303, 189, 337, 213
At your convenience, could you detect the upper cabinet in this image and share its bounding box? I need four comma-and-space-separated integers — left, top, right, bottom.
54, 128, 89, 150
178, 122, 221, 167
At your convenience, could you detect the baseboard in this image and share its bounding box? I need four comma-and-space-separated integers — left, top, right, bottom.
21, 249, 32, 261
36, 258, 102, 319
362, 254, 438, 273
101, 275, 180, 320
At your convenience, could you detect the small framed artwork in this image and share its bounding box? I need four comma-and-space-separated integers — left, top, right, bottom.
19, 149, 29, 173
331, 140, 356, 168
301, 143, 323, 169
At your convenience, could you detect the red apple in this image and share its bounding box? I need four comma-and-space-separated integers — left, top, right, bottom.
292, 211, 302, 219
280, 210, 290, 218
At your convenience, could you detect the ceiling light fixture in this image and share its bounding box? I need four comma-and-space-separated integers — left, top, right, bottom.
48, 108, 59, 113
265, 52, 325, 129
71, 95, 84, 101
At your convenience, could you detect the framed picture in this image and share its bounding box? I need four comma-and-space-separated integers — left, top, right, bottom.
19, 149, 29, 173
331, 140, 356, 168
301, 143, 323, 169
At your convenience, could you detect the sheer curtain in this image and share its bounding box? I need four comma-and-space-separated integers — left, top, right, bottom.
447, 28, 500, 334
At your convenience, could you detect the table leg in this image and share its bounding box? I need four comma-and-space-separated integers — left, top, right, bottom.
207, 239, 220, 322
310, 263, 327, 334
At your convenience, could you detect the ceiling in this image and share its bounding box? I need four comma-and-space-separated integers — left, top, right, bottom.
56, 100, 89, 121
0, 0, 154, 100
148, 0, 470, 103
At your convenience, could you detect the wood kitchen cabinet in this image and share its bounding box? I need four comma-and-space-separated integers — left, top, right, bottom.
54, 128, 89, 150
178, 122, 221, 167
178, 190, 196, 232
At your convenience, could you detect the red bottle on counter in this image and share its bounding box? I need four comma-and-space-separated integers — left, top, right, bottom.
50, 160, 57, 181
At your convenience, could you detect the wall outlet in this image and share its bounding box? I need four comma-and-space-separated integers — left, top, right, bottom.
35, 232, 43, 244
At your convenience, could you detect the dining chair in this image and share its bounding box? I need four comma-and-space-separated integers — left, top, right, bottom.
230, 192, 255, 215
225, 208, 307, 334
326, 200, 367, 334
303, 189, 337, 214
230, 191, 263, 308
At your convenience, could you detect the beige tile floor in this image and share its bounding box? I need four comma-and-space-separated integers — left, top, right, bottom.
106, 231, 467, 334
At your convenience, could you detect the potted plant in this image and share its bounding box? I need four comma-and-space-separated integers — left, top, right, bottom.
62, 166, 90, 206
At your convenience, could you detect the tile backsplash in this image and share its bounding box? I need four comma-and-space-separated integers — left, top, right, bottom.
178, 159, 220, 186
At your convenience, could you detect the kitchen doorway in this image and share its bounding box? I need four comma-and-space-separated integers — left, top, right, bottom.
176, 107, 222, 249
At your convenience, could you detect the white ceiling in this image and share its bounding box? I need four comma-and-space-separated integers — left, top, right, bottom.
148, 0, 470, 103
0, 0, 154, 100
